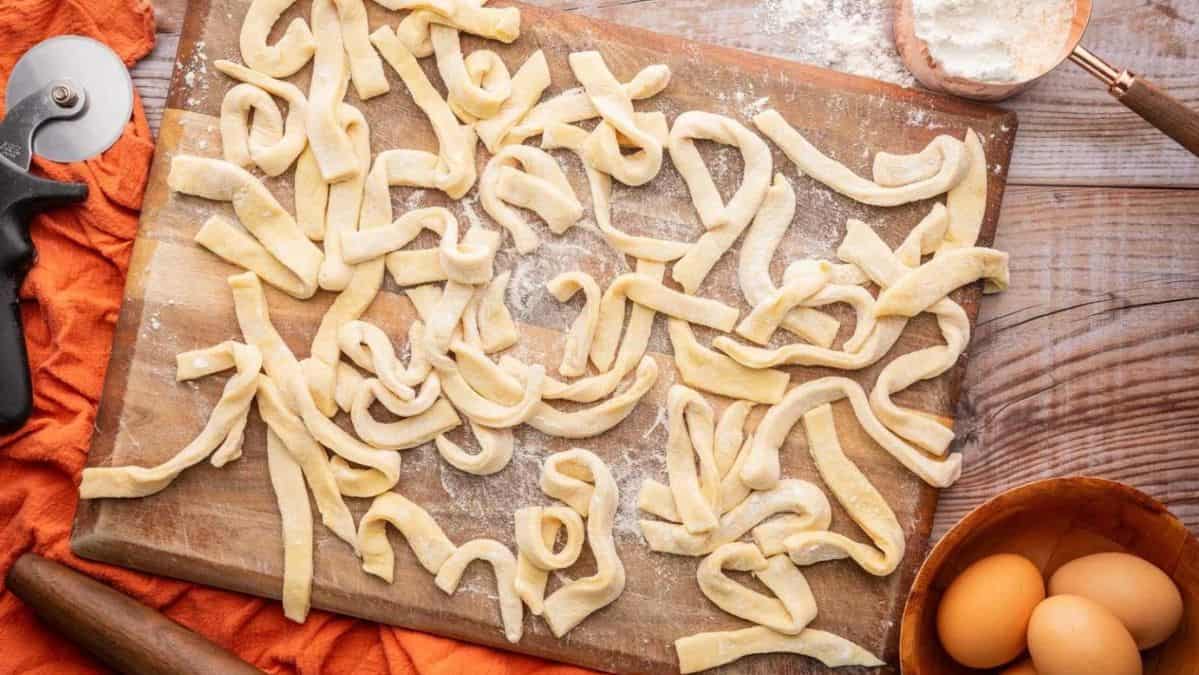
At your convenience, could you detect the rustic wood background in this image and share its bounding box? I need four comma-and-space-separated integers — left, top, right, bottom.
131, 0, 1199, 545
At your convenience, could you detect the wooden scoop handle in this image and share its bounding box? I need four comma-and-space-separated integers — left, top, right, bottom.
1072, 46, 1199, 157
6, 553, 262, 675
1114, 74, 1199, 157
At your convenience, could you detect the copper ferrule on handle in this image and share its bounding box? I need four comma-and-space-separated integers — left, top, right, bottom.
1069, 44, 1133, 93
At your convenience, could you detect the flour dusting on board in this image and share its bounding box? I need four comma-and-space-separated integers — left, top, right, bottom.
756, 0, 915, 87
177, 40, 210, 108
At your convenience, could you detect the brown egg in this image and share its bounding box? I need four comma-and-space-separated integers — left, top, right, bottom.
1028, 595, 1142, 675
936, 553, 1045, 668
1049, 552, 1183, 649
1000, 657, 1038, 675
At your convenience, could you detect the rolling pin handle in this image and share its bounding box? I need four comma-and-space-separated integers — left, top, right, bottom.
6, 553, 264, 675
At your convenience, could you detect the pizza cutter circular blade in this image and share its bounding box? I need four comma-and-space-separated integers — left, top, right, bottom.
5, 36, 134, 163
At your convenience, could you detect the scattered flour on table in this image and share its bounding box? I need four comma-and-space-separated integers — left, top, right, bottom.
178, 40, 210, 108
755, 0, 915, 87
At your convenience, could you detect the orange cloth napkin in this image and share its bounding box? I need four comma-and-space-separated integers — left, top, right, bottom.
0, 2, 591, 673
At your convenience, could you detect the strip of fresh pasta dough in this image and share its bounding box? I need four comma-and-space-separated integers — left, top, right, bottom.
596, 274, 740, 341
525, 357, 659, 438
423, 281, 478, 366
873, 139, 943, 187
735, 261, 831, 345
442, 222, 501, 285
743, 377, 962, 490
781, 404, 905, 576
514, 506, 579, 615
352, 388, 461, 450
541, 120, 691, 263
460, 289, 485, 349
513, 456, 590, 615
508, 63, 671, 144
940, 129, 987, 253
435, 539, 524, 643
674, 627, 884, 674
265, 429, 314, 623
715, 401, 754, 476
668, 319, 789, 405
737, 174, 842, 347
317, 104, 370, 292
664, 386, 721, 535
338, 319, 429, 398
78, 342, 261, 499
434, 420, 513, 475
175, 342, 238, 379
302, 106, 384, 415
831, 215, 970, 455
870, 301, 967, 456
668, 111, 772, 231
358, 492, 457, 581
669, 111, 772, 292
239, 0, 315, 78
475, 50, 550, 153
440, 360, 545, 428
480, 144, 583, 253
570, 51, 664, 186
873, 246, 1010, 318
547, 271, 602, 378
754, 109, 969, 206
479, 271, 518, 353
394, 2, 520, 58
334, 361, 366, 412
372, 26, 478, 198
229, 272, 401, 497
170, 156, 323, 299
714, 313, 906, 371
432, 25, 510, 119
514, 505, 584, 571
576, 256, 659, 370
332, 0, 389, 99
294, 147, 326, 241
214, 61, 307, 176
306, 0, 357, 183
499, 258, 659, 404
639, 479, 831, 557
697, 543, 817, 634
716, 209, 965, 369
255, 375, 358, 548
194, 216, 312, 300
540, 449, 625, 637
352, 374, 440, 421
638, 401, 755, 522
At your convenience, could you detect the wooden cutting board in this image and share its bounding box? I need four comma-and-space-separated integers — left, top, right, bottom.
72, 1, 1016, 672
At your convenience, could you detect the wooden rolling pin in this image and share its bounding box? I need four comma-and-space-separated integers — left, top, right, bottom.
6, 553, 262, 674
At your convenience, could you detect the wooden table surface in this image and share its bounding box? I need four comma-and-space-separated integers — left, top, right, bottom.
129, 0, 1199, 554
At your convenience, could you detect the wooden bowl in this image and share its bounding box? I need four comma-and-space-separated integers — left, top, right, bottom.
899, 477, 1199, 673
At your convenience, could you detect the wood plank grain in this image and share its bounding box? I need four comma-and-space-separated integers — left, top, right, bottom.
937, 185, 1199, 542
137, 0, 1199, 186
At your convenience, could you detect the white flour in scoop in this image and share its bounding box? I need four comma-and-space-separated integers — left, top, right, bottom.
912, 0, 1076, 83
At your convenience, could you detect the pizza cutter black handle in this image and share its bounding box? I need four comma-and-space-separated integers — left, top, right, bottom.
0, 157, 88, 434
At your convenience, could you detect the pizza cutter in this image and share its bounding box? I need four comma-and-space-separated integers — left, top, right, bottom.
0, 36, 134, 434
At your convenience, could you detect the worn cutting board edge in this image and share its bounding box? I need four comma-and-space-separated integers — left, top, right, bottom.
73, 0, 1017, 672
